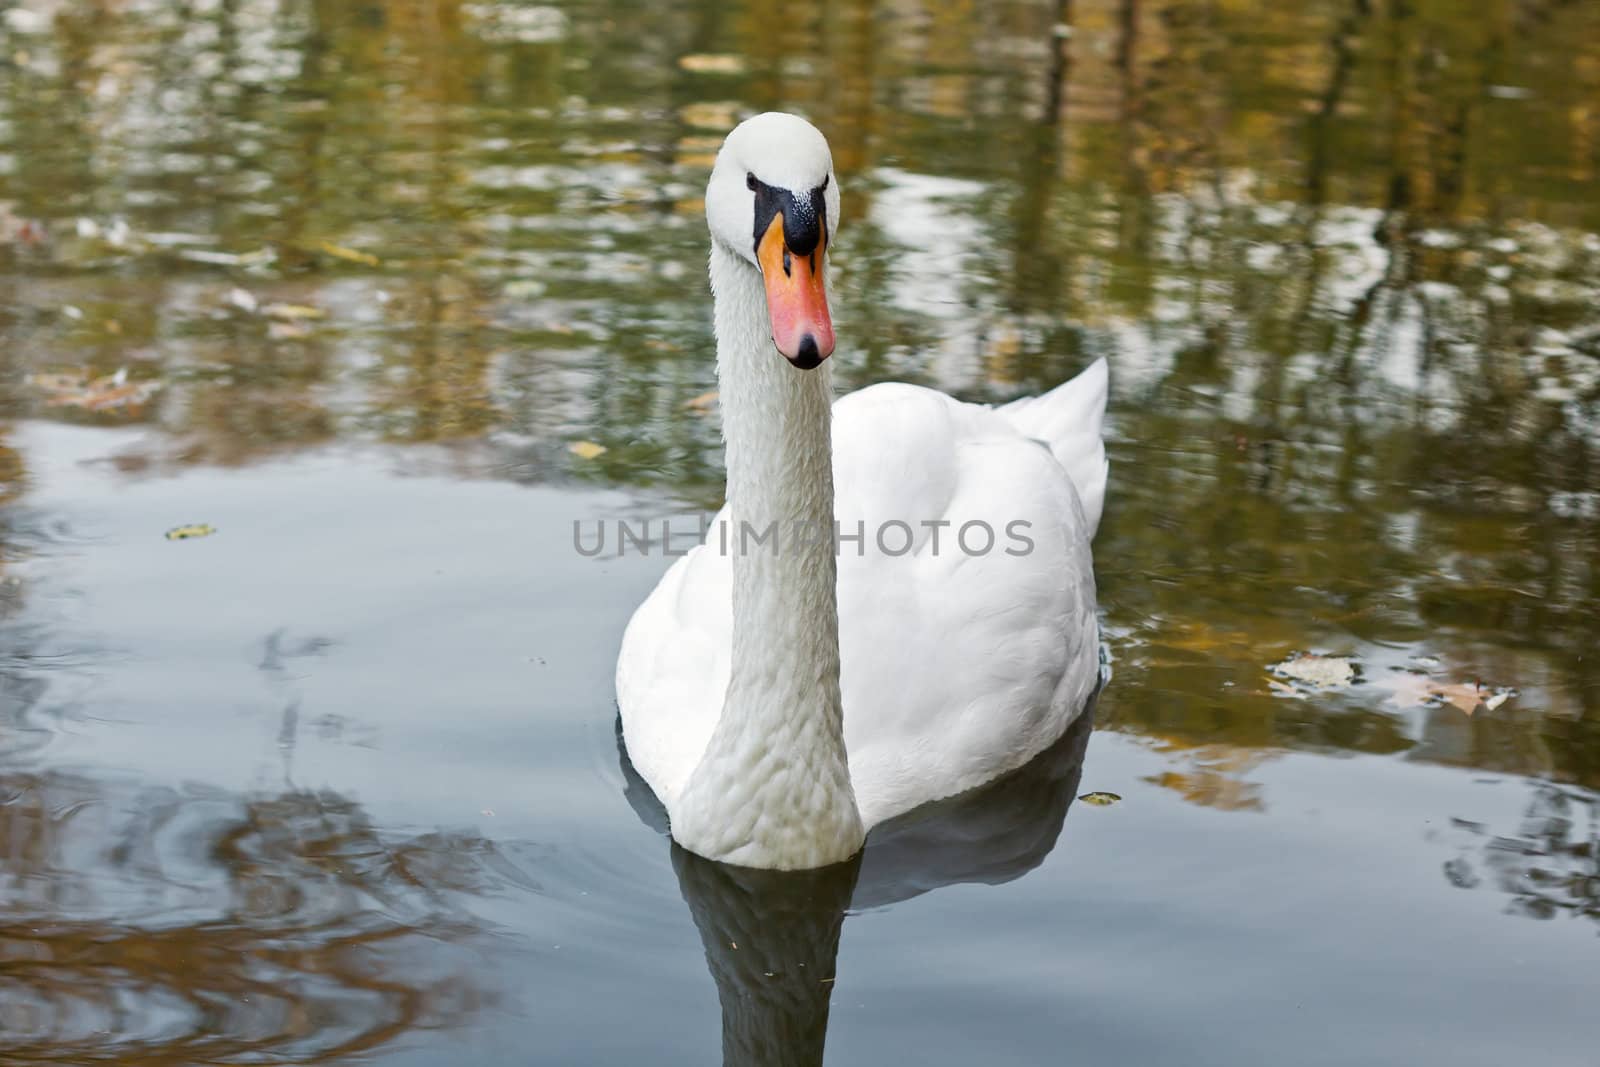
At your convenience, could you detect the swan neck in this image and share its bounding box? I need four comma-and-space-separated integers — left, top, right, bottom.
671, 242, 863, 870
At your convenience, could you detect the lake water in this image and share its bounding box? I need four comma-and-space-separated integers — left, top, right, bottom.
2, 0, 1598, 1063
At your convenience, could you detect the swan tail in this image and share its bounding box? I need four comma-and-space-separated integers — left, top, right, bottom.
996, 358, 1109, 535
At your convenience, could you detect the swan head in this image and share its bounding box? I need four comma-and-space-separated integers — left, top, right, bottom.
707, 113, 840, 370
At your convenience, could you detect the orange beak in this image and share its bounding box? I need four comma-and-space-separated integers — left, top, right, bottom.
756, 214, 834, 370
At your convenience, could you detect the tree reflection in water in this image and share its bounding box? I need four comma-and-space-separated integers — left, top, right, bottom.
1444, 782, 1599, 931
0, 772, 511, 1064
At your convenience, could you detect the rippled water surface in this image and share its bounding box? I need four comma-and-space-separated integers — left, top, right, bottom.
2, 0, 1599, 1063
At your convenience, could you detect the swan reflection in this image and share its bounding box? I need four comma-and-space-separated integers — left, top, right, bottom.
627, 701, 1094, 1065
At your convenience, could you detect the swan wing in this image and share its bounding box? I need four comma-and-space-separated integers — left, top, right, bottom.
616, 507, 732, 811
828, 375, 1101, 827
994, 357, 1109, 534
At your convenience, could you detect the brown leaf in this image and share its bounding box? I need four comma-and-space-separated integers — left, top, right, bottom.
30, 370, 160, 413
1376, 672, 1513, 716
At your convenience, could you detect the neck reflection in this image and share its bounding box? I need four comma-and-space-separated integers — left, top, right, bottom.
627, 700, 1096, 1066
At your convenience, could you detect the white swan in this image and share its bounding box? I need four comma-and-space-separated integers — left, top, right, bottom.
616, 113, 1108, 871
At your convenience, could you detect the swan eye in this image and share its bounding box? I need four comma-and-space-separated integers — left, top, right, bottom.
746, 172, 757, 191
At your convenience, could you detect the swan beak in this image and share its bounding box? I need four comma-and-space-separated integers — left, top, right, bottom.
756, 214, 834, 370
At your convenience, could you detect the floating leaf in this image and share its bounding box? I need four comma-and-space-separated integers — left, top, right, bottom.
1271, 653, 1356, 691
568, 441, 608, 460
318, 240, 381, 267
165, 524, 216, 541
1377, 671, 1514, 716
1078, 791, 1121, 806
678, 54, 746, 75
29, 369, 160, 413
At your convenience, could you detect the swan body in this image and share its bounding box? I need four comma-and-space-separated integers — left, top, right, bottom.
616, 114, 1108, 870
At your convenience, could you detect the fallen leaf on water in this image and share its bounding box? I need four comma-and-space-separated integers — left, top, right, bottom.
1376, 671, 1513, 715
1271, 653, 1356, 691
165, 524, 216, 541
678, 54, 746, 75
263, 303, 327, 321
1436, 681, 1512, 714
684, 390, 718, 413
1078, 791, 1121, 806
29, 369, 160, 412
568, 441, 608, 460
318, 240, 381, 267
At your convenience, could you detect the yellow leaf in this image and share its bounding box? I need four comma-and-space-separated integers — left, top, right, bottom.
1078, 791, 1121, 806
165, 524, 216, 541
318, 240, 381, 267
677, 54, 746, 75
568, 441, 608, 460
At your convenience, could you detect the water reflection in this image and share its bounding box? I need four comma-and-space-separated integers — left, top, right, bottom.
0, 772, 505, 1063
658, 709, 1093, 1065
673, 850, 858, 1067
1443, 781, 1600, 929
